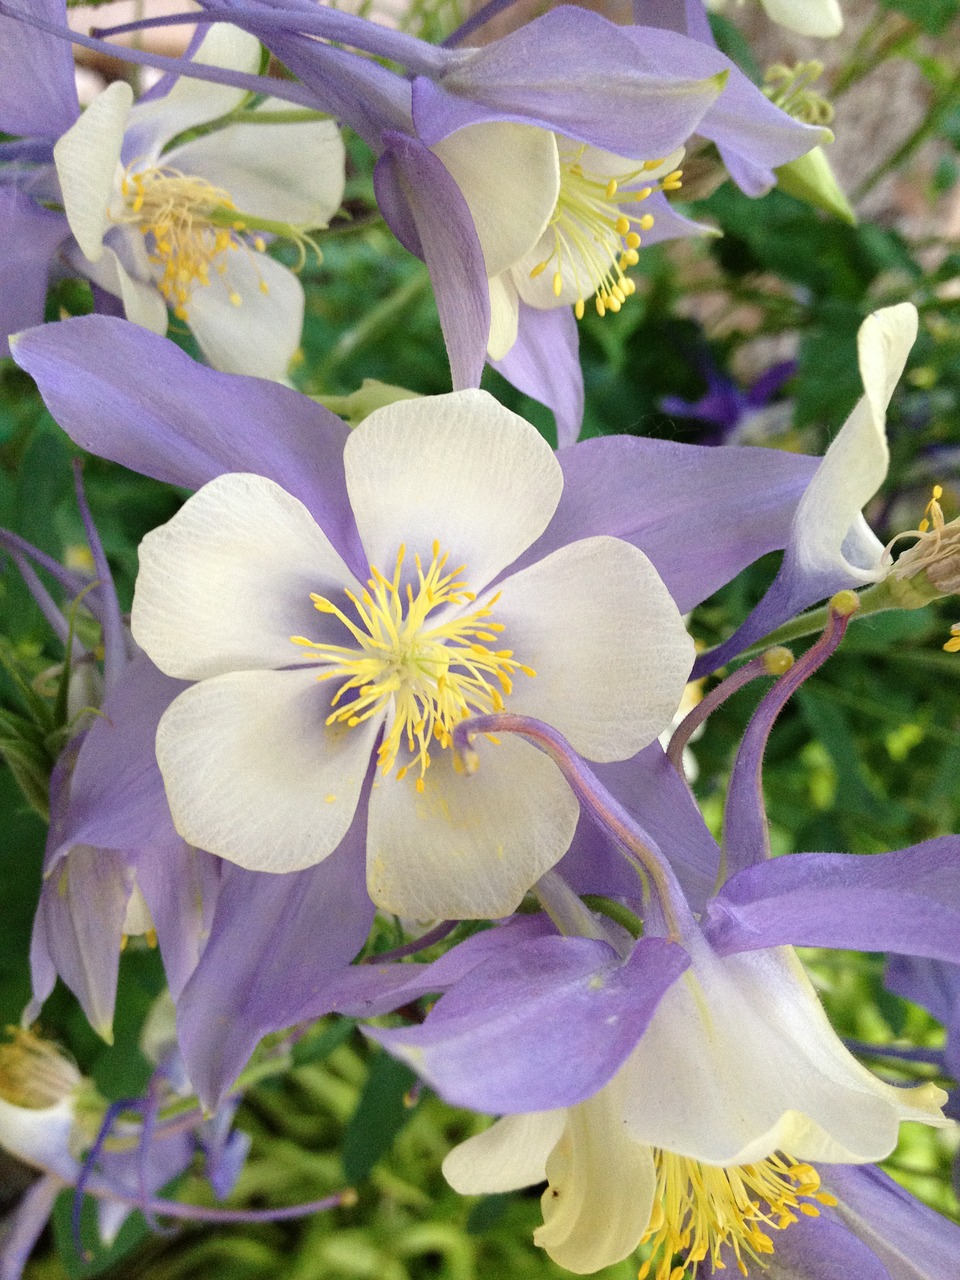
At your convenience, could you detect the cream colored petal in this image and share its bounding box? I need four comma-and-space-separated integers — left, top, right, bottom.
123, 25, 262, 161
184, 251, 306, 382
432, 122, 560, 278
54, 80, 133, 262
168, 111, 345, 227
792, 302, 917, 584
71, 242, 169, 335
621, 940, 948, 1167
495, 538, 694, 761
536, 1077, 656, 1274
443, 1112, 566, 1194
156, 668, 378, 872
344, 389, 562, 592
365, 733, 579, 920
132, 472, 358, 680
487, 273, 520, 361
0, 1097, 78, 1179
761, 0, 843, 37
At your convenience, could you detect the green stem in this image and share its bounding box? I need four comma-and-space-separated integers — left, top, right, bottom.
315, 269, 432, 384
581, 896, 644, 939
226, 108, 332, 125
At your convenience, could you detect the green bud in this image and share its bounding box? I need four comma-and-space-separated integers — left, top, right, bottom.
315, 379, 421, 429
775, 146, 856, 226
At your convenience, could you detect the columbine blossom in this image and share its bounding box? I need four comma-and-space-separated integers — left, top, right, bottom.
367, 599, 960, 1277
50, 23, 344, 379
757, 0, 843, 38
128, 388, 695, 920
11, 314, 833, 920
693, 302, 934, 674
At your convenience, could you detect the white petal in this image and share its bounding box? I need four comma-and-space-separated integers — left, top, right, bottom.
70, 242, 169, 335
621, 940, 948, 1167
792, 302, 917, 585
345, 390, 562, 591
366, 734, 580, 919
123, 25, 262, 161
443, 1112, 566, 1194
495, 538, 694, 761
432, 122, 559, 278
156, 668, 378, 872
536, 1079, 656, 1274
54, 80, 132, 262
184, 251, 306, 382
761, 0, 843, 37
168, 111, 345, 227
0, 1097, 79, 1179
132, 472, 358, 680
487, 273, 520, 361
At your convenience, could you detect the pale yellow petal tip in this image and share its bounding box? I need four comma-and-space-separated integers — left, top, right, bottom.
762, 646, 794, 676
829, 589, 860, 618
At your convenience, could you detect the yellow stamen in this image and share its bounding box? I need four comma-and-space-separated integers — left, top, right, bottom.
291, 544, 535, 791
638, 1150, 830, 1279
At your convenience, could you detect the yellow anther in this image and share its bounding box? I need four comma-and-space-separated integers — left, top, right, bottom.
763, 646, 794, 676
253, 235, 267, 252
229, 291, 243, 307
829, 589, 860, 618
644, 157, 666, 170
625, 231, 641, 249
552, 270, 563, 297
293, 544, 533, 791
574, 299, 585, 319
638, 213, 655, 231
605, 178, 618, 198
615, 214, 631, 235
529, 260, 549, 279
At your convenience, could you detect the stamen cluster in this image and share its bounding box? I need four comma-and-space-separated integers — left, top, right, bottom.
116, 165, 268, 320
291, 544, 535, 791
529, 146, 682, 320
638, 1150, 838, 1279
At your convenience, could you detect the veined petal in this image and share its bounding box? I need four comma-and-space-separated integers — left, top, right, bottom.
73, 242, 169, 335
487, 273, 520, 361
366, 733, 579, 919
443, 1111, 566, 1193
166, 109, 346, 227
496, 537, 694, 761
761, 0, 844, 37
156, 668, 379, 873
121, 24, 262, 164
0, 190, 69, 356
54, 80, 133, 263
491, 302, 584, 447
621, 940, 948, 1166
0, 0, 79, 138
431, 122, 559, 278
132, 472, 358, 680
344, 390, 563, 591
537, 1079, 656, 1274
184, 251, 306, 382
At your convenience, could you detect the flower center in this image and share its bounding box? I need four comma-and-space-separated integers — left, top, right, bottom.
291, 543, 535, 791
115, 164, 269, 321
638, 1150, 838, 1278
529, 145, 682, 320
887, 484, 960, 594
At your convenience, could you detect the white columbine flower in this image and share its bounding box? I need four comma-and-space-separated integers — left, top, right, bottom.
432, 122, 685, 358
130, 390, 694, 920
759, 0, 844, 37
52, 24, 345, 380
443, 936, 948, 1276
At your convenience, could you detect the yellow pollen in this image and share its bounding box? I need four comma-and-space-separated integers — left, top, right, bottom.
290, 544, 535, 790
638, 1150, 830, 1279
885, 483, 960, 597
532, 144, 683, 323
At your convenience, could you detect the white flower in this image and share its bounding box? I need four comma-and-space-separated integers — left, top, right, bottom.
131, 390, 695, 920
443, 938, 948, 1276
432, 122, 685, 358
53, 25, 345, 380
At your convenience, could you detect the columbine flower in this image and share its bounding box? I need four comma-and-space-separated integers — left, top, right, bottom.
758, 0, 844, 38
692, 302, 930, 675
51, 23, 345, 379
369, 600, 960, 1277
128, 388, 694, 919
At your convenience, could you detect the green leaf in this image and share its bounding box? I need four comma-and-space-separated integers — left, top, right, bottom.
880, 0, 959, 35
341, 1051, 419, 1183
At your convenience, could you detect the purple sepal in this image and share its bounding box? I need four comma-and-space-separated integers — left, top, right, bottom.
510, 434, 818, 612
0, 0, 79, 138
370, 933, 688, 1113
703, 838, 960, 963
379, 131, 489, 391
93, 1119, 195, 1244
490, 302, 583, 447
0, 1174, 64, 1280
0, 188, 70, 355
11, 316, 365, 572
704, 1205, 891, 1279
323, 916, 553, 1018
558, 743, 720, 913
414, 9, 721, 156
198, 1101, 251, 1200
885, 955, 960, 1079
175, 808, 375, 1110
29, 846, 133, 1037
